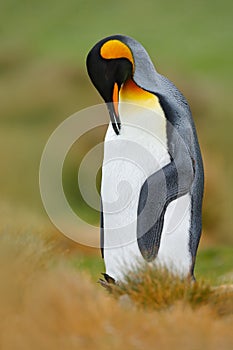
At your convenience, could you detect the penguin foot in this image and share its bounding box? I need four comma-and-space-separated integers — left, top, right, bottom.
98, 273, 116, 292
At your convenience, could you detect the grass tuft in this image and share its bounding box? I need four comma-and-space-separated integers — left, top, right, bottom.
110, 265, 233, 317
111, 266, 211, 310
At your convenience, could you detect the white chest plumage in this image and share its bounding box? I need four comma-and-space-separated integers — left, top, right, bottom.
101, 98, 192, 280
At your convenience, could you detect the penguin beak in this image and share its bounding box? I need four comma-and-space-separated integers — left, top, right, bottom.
107, 82, 121, 135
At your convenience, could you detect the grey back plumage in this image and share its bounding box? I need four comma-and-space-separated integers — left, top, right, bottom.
118, 35, 204, 270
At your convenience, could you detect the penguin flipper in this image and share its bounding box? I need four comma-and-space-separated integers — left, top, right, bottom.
137, 144, 194, 262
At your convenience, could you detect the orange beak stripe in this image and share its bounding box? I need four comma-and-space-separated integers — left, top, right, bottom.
113, 82, 119, 116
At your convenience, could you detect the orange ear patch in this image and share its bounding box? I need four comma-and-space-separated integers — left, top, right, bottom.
100, 40, 134, 68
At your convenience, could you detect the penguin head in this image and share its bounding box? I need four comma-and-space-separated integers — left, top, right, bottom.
86, 35, 136, 135
86, 35, 160, 135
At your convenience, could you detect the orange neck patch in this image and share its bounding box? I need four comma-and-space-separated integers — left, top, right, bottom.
100, 40, 134, 69
119, 79, 161, 110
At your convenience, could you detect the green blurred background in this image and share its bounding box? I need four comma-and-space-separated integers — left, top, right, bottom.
0, 0, 232, 279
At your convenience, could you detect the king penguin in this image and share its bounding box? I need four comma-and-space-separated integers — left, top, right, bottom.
86, 35, 204, 282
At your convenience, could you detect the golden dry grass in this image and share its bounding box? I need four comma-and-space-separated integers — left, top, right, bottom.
0, 229, 232, 350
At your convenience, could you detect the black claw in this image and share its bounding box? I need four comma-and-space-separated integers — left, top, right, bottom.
102, 273, 116, 284
98, 272, 116, 291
